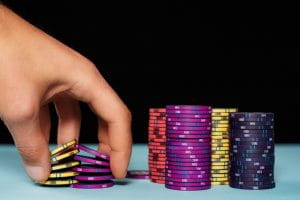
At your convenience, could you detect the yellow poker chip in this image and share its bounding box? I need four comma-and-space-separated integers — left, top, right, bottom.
212, 158, 230, 162
48, 171, 79, 178
211, 169, 229, 173
38, 179, 79, 186
211, 177, 228, 181
211, 165, 229, 170
51, 161, 81, 171
211, 154, 229, 159
211, 162, 230, 166
51, 149, 79, 164
212, 128, 229, 132
211, 181, 229, 186
212, 116, 229, 120
211, 174, 229, 178
212, 112, 230, 117
212, 151, 229, 155
212, 147, 230, 151
211, 131, 229, 135
211, 143, 229, 147
212, 139, 229, 143
212, 108, 238, 113
50, 139, 77, 156
211, 136, 229, 140
212, 120, 229, 124
211, 124, 230, 128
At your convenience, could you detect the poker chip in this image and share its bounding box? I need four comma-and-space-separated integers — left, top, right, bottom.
229, 112, 275, 190
165, 105, 212, 191
71, 180, 114, 189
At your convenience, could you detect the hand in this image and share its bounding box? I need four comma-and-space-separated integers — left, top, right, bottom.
0, 5, 132, 181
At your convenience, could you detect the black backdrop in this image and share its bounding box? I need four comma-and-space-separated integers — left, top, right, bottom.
0, 1, 299, 143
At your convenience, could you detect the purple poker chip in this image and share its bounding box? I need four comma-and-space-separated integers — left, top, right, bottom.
166, 173, 210, 179
166, 109, 211, 115
167, 154, 211, 159
166, 114, 211, 119
166, 170, 209, 175
167, 134, 211, 139
76, 144, 110, 160
75, 175, 114, 181
229, 182, 275, 190
166, 181, 210, 187
165, 177, 210, 183
165, 184, 211, 191
71, 180, 114, 189
167, 122, 211, 127
72, 164, 111, 173
167, 126, 211, 131
73, 155, 110, 167
167, 118, 211, 123
166, 149, 211, 155
166, 165, 210, 171
167, 130, 211, 135
166, 161, 210, 167
167, 157, 210, 163
166, 105, 212, 111
126, 170, 149, 179
167, 138, 211, 143
167, 145, 210, 151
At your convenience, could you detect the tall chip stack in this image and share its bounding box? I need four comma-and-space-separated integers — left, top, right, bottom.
229, 113, 275, 190
211, 108, 238, 186
165, 105, 212, 191
148, 108, 167, 184
71, 144, 114, 189
38, 139, 80, 186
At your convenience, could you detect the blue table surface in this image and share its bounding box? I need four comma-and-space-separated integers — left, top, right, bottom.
0, 144, 300, 200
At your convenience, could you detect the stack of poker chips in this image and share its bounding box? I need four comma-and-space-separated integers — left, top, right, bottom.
148, 108, 167, 184
126, 170, 150, 179
39, 139, 80, 186
211, 108, 238, 185
71, 144, 113, 189
229, 113, 275, 190
165, 105, 212, 191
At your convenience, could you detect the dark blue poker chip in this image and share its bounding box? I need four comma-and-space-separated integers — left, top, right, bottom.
230, 176, 274, 182
230, 156, 274, 162
230, 113, 274, 118
232, 137, 273, 142
230, 129, 274, 134
230, 140, 274, 146
231, 125, 274, 130
230, 160, 274, 166
231, 117, 274, 122
230, 166, 274, 172
229, 182, 275, 190
230, 133, 274, 138
232, 121, 274, 126
231, 148, 274, 154
230, 173, 274, 178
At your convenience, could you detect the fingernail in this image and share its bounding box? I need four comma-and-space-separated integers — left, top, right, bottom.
26, 165, 48, 182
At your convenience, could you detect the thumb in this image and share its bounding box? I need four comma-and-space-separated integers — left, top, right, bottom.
3, 105, 50, 182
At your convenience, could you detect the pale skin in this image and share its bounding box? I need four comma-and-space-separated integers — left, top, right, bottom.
0, 5, 132, 181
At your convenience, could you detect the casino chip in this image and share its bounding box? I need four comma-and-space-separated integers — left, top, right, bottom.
71, 144, 113, 189
211, 108, 238, 186
39, 139, 80, 186
165, 105, 212, 191
148, 108, 166, 184
229, 112, 275, 190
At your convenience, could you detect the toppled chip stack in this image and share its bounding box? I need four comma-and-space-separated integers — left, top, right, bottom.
71, 144, 114, 189
165, 105, 212, 191
211, 108, 238, 185
148, 108, 166, 184
38, 139, 80, 186
229, 113, 275, 190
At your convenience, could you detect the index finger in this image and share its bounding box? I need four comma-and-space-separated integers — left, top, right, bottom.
70, 66, 132, 178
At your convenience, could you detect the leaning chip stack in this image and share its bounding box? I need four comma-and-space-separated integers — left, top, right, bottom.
229, 113, 275, 190
38, 139, 80, 186
148, 108, 166, 184
165, 105, 212, 191
71, 144, 114, 189
211, 108, 238, 185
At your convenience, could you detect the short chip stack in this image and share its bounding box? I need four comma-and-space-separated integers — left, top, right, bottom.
229, 113, 275, 190
165, 105, 212, 191
71, 144, 113, 189
211, 108, 238, 185
39, 139, 80, 186
148, 108, 167, 184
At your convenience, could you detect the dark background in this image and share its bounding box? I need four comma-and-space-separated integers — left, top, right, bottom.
0, 1, 299, 143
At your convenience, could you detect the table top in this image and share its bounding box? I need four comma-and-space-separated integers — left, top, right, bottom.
0, 144, 299, 200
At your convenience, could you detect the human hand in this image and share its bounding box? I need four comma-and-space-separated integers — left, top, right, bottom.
0, 5, 132, 181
